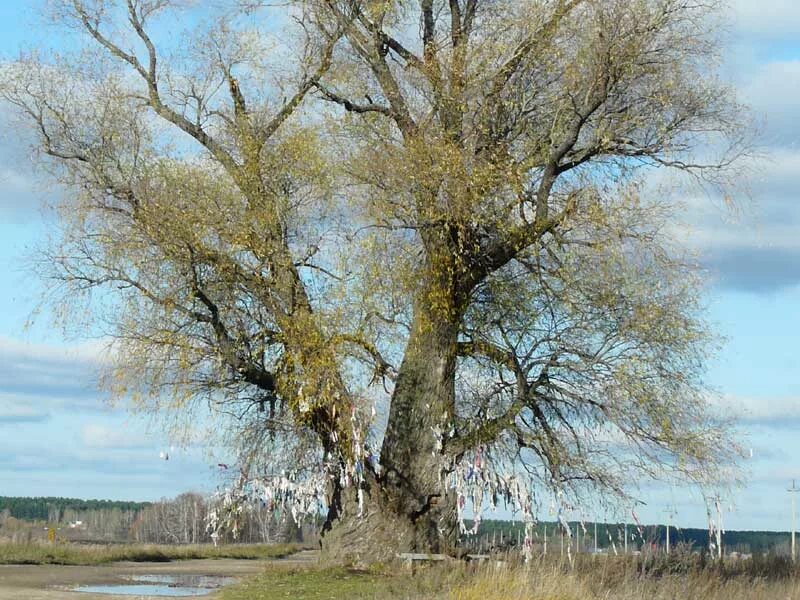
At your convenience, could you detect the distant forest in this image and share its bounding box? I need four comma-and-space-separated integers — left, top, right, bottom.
0, 494, 303, 545
463, 519, 793, 555
0, 496, 151, 521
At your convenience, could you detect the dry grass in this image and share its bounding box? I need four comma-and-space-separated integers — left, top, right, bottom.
450, 548, 800, 600
215, 551, 800, 600
0, 541, 302, 565
451, 564, 800, 600
5, 539, 796, 599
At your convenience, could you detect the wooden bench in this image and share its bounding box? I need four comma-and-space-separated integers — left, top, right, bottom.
465, 554, 489, 561
398, 552, 447, 568
398, 552, 493, 572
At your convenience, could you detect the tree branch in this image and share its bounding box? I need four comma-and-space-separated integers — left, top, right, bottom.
71, 0, 239, 173
314, 83, 393, 116
187, 246, 277, 393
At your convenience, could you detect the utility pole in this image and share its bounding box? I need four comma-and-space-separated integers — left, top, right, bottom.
594, 521, 598, 553
789, 480, 800, 562
624, 521, 628, 554
662, 507, 676, 554
543, 523, 547, 556
711, 495, 723, 560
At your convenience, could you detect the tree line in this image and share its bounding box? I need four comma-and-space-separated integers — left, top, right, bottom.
0, 494, 308, 545
0, 496, 150, 522
130, 493, 307, 545
469, 520, 794, 556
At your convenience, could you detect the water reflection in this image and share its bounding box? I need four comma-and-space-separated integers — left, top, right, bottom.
71, 573, 236, 597
72, 583, 212, 597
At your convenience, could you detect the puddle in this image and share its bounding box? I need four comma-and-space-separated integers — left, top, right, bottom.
71, 583, 213, 596
125, 575, 236, 586
71, 574, 236, 597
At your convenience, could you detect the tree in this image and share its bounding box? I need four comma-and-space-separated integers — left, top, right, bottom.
2, 0, 747, 560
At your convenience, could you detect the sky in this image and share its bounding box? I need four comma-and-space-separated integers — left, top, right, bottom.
0, 1, 799, 531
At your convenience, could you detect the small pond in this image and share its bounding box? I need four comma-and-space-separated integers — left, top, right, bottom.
72, 574, 236, 597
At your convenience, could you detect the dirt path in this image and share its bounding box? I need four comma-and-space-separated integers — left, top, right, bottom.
0, 553, 319, 600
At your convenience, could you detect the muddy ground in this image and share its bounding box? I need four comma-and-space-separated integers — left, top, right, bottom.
0, 551, 318, 599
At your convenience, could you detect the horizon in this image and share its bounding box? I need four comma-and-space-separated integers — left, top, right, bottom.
0, 493, 795, 538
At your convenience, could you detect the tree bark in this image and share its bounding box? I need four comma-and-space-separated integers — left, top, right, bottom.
320, 465, 458, 563
320, 471, 417, 563
320, 304, 461, 562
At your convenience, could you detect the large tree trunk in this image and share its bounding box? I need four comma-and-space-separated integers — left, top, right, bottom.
319, 471, 419, 563
319, 469, 459, 563
320, 307, 460, 562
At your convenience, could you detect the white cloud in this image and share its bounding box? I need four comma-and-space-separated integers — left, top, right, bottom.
0, 400, 49, 423
731, 0, 800, 38
80, 423, 151, 449
658, 147, 800, 292
0, 102, 52, 223
0, 335, 109, 365
717, 394, 800, 425
0, 168, 33, 192
740, 61, 800, 147
0, 337, 119, 417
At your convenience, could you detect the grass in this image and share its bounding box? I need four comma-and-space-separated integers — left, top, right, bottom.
213, 564, 463, 600
214, 566, 390, 600
449, 563, 800, 600
213, 549, 800, 600
4, 539, 799, 599
0, 541, 303, 565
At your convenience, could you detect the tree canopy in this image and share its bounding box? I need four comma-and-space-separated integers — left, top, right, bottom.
2, 0, 748, 559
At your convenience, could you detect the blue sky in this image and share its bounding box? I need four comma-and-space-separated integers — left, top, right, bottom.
0, 1, 799, 531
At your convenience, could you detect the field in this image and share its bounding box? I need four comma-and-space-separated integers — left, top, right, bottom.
0, 541, 303, 565
0, 557, 270, 600
1, 542, 799, 599
0, 543, 313, 599
216, 550, 800, 600
216, 567, 800, 600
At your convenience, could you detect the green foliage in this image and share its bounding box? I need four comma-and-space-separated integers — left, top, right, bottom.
0, 496, 150, 522
215, 565, 466, 600
0, 0, 753, 555
215, 567, 390, 600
